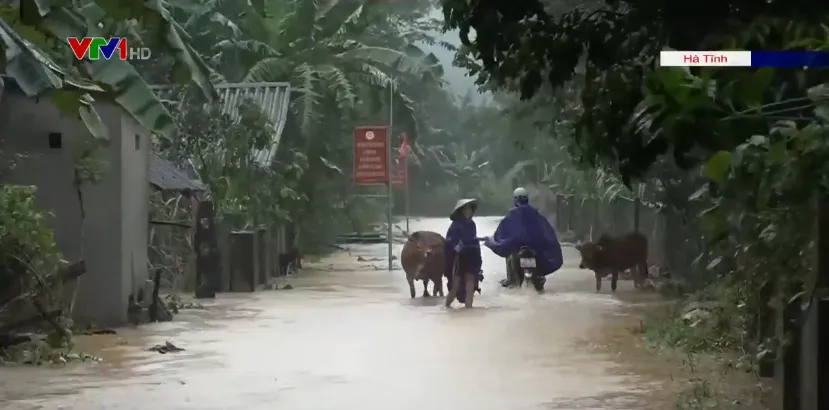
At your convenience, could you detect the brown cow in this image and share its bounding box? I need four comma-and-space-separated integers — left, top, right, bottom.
400, 231, 445, 298
576, 232, 649, 292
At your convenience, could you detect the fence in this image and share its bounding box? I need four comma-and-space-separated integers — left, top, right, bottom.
149, 197, 294, 295
553, 194, 702, 275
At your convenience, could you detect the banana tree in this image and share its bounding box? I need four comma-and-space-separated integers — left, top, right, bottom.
171, 0, 442, 139
249, 1, 441, 137
1, 0, 218, 140
429, 143, 490, 197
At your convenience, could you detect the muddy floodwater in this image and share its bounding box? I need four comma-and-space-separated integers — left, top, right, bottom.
0, 217, 679, 410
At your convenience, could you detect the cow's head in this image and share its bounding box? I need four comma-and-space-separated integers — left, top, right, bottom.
575, 242, 602, 270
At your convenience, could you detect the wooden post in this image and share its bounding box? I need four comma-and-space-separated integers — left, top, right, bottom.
194, 200, 219, 298
813, 194, 829, 410
229, 230, 257, 292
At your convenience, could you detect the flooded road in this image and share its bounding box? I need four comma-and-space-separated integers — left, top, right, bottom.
0, 217, 671, 410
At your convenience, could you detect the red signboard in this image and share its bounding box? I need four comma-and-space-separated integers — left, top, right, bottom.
353, 126, 388, 185
391, 156, 407, 186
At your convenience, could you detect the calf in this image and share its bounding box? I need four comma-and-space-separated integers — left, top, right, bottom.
576, 232, 648, 292
400, 231, 445, 298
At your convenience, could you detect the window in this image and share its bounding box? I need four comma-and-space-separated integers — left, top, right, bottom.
48, 133, 62, 149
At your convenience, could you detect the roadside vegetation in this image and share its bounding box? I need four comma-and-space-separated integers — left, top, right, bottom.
441, 0, 828, 407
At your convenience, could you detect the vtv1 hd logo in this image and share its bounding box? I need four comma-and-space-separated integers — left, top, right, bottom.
67, 37, 151, 61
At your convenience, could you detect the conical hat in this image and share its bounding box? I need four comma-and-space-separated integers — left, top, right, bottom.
451, 198, 478, 216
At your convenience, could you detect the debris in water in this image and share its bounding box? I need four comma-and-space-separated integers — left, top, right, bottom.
76, 325, 117, 336
148, 341, 185, 354
165, 294, 204, 314
0, 337, 103, 366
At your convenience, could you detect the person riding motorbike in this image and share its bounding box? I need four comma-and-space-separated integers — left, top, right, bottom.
444, 198, 483, 308
482, 187, 563, 292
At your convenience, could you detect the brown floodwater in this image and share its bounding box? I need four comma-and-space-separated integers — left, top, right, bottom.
0, 217, 681, 410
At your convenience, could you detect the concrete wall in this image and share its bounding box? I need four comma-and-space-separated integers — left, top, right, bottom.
119, 114, 150, 313
0, 90, 149, 325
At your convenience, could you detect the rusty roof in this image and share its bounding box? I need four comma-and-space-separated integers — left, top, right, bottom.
149, 153, 205, 192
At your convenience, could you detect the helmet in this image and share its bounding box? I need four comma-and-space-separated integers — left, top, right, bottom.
513, 187, 529, 206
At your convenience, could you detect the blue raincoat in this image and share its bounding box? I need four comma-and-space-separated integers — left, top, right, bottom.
487, 202, 563, 276
444, 213, 483, 303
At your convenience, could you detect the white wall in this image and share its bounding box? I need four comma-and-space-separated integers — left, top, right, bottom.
0, 89, 149, 325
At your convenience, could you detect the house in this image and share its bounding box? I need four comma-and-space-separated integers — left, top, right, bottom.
0, 76, 150, 326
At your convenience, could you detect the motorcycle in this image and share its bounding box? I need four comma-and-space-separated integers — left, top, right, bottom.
512, 247, 538, 289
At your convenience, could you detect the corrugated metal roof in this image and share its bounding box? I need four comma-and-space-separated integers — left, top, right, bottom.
151, 82, 292, 166
149, 153, 206, 192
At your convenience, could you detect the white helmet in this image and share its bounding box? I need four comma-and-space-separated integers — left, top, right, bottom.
513, 187, 528, 198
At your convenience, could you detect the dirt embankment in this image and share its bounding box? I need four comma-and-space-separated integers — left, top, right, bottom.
586, 292, 774, 410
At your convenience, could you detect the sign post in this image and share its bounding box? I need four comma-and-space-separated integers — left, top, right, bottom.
353, 126, 389, 186
353, 125, 392, 270
387, 83, 394, 271
352, 82, 398, 271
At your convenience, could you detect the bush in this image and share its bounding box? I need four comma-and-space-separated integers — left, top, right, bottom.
0, 185, 61, 302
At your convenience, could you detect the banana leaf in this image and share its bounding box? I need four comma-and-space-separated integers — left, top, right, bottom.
0, 17, 107, 139
17, 0, 218, 140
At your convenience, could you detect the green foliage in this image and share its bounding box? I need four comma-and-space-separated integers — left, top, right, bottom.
152, 0, 451, 246
0, 185, 61, 300
442, 0, 829, 182
159, 95, 308, 228
440, 0, 829, 397
172, 0, 442, 141
0, 0, 218, 141
406, 90, 561, 213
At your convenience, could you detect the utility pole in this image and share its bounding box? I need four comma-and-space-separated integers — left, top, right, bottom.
386, 80, 394, 271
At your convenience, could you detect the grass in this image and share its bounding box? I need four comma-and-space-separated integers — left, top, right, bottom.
636, 301, 774, 410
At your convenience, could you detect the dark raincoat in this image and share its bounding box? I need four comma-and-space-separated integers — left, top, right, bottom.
444, 213, 483, 303
487, 203, 563, 276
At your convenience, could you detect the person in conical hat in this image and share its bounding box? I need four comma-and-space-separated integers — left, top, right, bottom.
443, 198, 483, 308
